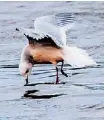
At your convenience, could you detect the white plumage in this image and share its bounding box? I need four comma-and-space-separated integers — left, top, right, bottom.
18, 15, 97, 68
17, 15, 97, 85
34, 15, 74, 47
62, 46, 97, 68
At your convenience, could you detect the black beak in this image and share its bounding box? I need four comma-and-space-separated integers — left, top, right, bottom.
24, 75, 28, 86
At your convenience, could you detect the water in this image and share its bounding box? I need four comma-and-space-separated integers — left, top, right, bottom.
0, 1, 104, 120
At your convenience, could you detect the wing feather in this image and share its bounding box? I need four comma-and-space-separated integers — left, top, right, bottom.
16, 28, 59, 47
34, 16, 64, 47
16, 15, 74, 47
34, 15, 74, 47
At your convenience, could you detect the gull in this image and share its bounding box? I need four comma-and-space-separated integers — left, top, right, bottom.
16, 15, 97, 85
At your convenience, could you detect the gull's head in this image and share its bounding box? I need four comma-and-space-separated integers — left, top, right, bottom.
19, 62, 32, 79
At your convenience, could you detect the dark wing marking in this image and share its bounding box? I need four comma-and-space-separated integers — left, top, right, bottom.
25, 34, 58, 47
16, 28, 60, 47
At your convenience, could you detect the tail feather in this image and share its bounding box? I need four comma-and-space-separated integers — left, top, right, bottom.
62, 46, 97, 68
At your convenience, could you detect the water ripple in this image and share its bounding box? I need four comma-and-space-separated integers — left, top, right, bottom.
78, 103, 104, 111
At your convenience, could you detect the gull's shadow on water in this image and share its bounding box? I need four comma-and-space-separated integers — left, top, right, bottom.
23, 82, 66, 99
24, 82, 67, 86
23, 89, 65, 99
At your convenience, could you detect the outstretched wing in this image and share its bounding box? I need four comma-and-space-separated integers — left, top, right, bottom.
16, 15, 74, 47
34, 15, 74, 47
16, 28, 58, 47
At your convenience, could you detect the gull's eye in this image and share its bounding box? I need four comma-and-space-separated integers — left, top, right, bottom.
25, 69, 29, 74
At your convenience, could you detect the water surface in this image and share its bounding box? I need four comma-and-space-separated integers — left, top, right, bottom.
0, 1, 104, 120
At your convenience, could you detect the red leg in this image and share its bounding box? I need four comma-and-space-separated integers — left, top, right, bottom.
56, 67, 59, 84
